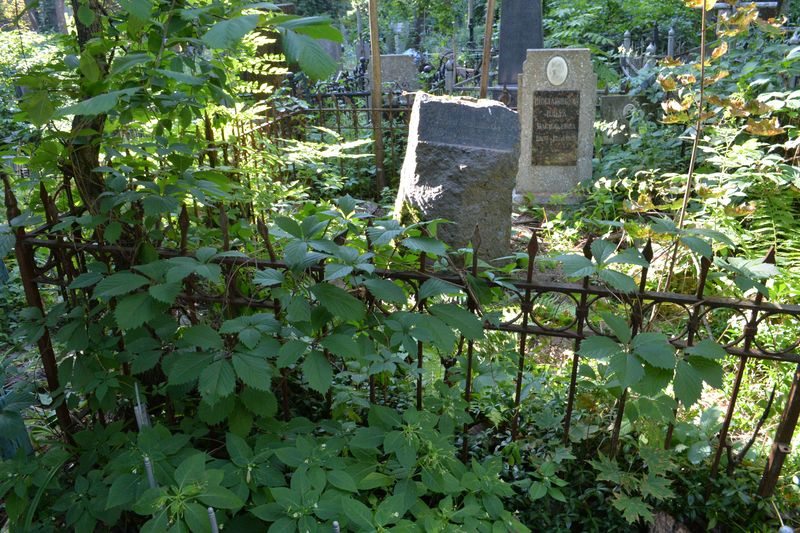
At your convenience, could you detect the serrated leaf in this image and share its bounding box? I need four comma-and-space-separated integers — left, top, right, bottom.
599, 269, 638, 293
578, 335, 622, 360
324, 263, 354, 281
199, 359, 236, 400
419, 277, 462, 300
311, 283, 365, 321
302, 350, 332, 393
148, 282, 182, 304
181, 324, 223, 350
94, 272, 149, 299
240, 387, 277, 418
68, 272, 103, 289
106, 474, 139, 509
599, 312, 631, 343
557, 254, 596, 278
632, 332, 675, 369
119, 0, 151, 19
232, 352, 271, 390
674, 359, 703, 407
685, 339, 726, 359
115, 293, 159, 330
226, 433, 253, 466
168, 352, 215, 385
639, 474, 674, 500
612, 494, 653, 524
402, 236, 446, 256
202, 14, 260, 49
277, 339, 308, 368
590, 239, 616, 264
320, 334, 359, 357
429, 303, 484, 340
363, 278, 406, 303
609, 352, 645, 388
681, 236, 713, 258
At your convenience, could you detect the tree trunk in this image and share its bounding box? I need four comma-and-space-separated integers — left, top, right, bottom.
53, 0, 67, 33
66, 0, 108, 211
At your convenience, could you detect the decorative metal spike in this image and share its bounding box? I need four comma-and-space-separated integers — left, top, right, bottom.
179, 204, 189, 254
208, 507, 220, 533
643, 238, 654, 263
472, 224, 481, 253
765, 246, 776, 265
332, 520, 341, 533
582, 236, 594, 260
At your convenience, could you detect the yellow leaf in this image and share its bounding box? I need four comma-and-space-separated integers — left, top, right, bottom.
662, 99, 684, 113
707, 95, 730, 107
658, 76, 677, 91
660, 57, 684, 67
684, 0, 716, 9
661, 112, 692, 125
678, 74, 697, 85
711, 41, 728, 60
745, 117, 784, 136
703, 70, 730, 87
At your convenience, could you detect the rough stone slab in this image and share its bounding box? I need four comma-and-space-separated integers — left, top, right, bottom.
516, 48, 596, 203
367, 54, 420, 92
395, 93, 520, 260
599, 94, 637, 145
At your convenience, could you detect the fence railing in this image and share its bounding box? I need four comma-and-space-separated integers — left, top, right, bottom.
4, 172, 800, 500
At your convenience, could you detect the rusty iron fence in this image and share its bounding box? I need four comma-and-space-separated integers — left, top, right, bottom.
4, 171, 800, 500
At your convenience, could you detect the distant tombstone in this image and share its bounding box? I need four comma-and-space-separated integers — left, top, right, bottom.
494, 0, 544, 104
368, 54, 420, 92
395, 93, 520, 260
318, 39, 342, 67
516, 49, 596, 202
599, 95, 637, 145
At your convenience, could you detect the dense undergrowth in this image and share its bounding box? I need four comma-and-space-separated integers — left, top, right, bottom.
1, 0, 800, 532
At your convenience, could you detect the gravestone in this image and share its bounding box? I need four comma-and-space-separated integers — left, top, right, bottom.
395, 93, 519, 260
494, 0, 544, 104
318, 39, 342, 68
599, 94, 637, 145
367, 54, 420, 92
516, 49, 596, 202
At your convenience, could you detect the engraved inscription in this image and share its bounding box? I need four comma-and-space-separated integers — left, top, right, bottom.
531, 90, 580, 166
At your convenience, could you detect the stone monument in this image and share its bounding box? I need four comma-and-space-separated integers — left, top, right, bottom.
367, 54, 420, 92
599, 94, 637, 145
516, 49, 596, 202
494, 0, 544, 104
395, 93, 520, 260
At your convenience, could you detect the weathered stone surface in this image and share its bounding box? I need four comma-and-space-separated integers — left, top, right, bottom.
395, 93, 520, 260
516, 49, 596, 203
367, 54, 420, 92
497, 0, 544, 87
599, 94, 637, 145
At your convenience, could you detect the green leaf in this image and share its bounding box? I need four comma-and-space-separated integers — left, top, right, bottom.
342, 496, 373, 528
599, 312, 631, 343
240, 387, 277, 418
168, 352, 215, 385
183, 502, 211, 533
688, 357, 724, 389
277, 339, 308, 368
199, 360, 236, 400
402, 236, 446, 256
639, 474, 674, 500
181, 324, 223, 350
202, 14, 260, 49
281, 29, 338, 80
115, 293, 159, 330
685, 339, 726, 359
557, 254, 595, 278
176, 454, 206, 487
320, 334, 359, 358
198, 484, 244, 509
148, 282, 182, 304
324, 263, 354, 281
94, 272, 149, 299
429, 303, 484, 340
612, 494, 653, 524
226, 433, 253, 466
578, 336, 622, 360
20, 90, 54, 126
528, 481, 547, 500
302, 350, 332, 393
232, 351, 271, 390
57, 89, 138, 117
673, 359, 703, 407
311, 283, 365, 321
681, 236, 713, 258
590, 239, 616, 264
106, 474, 139, 509
77, 4, 95, 25
68, 272, 103, 290
632, 333, 675, 369
363, 278, 405, 303
327, 470, 358, 492
118, 0, 151, 20
254, 268, 284, 287
155, 68, 203, 86
608, 247, 650, 268
598, 269, 638, 293
687, 440, 711, 464
609, 352, 645, 388
418, 277, 462, 300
